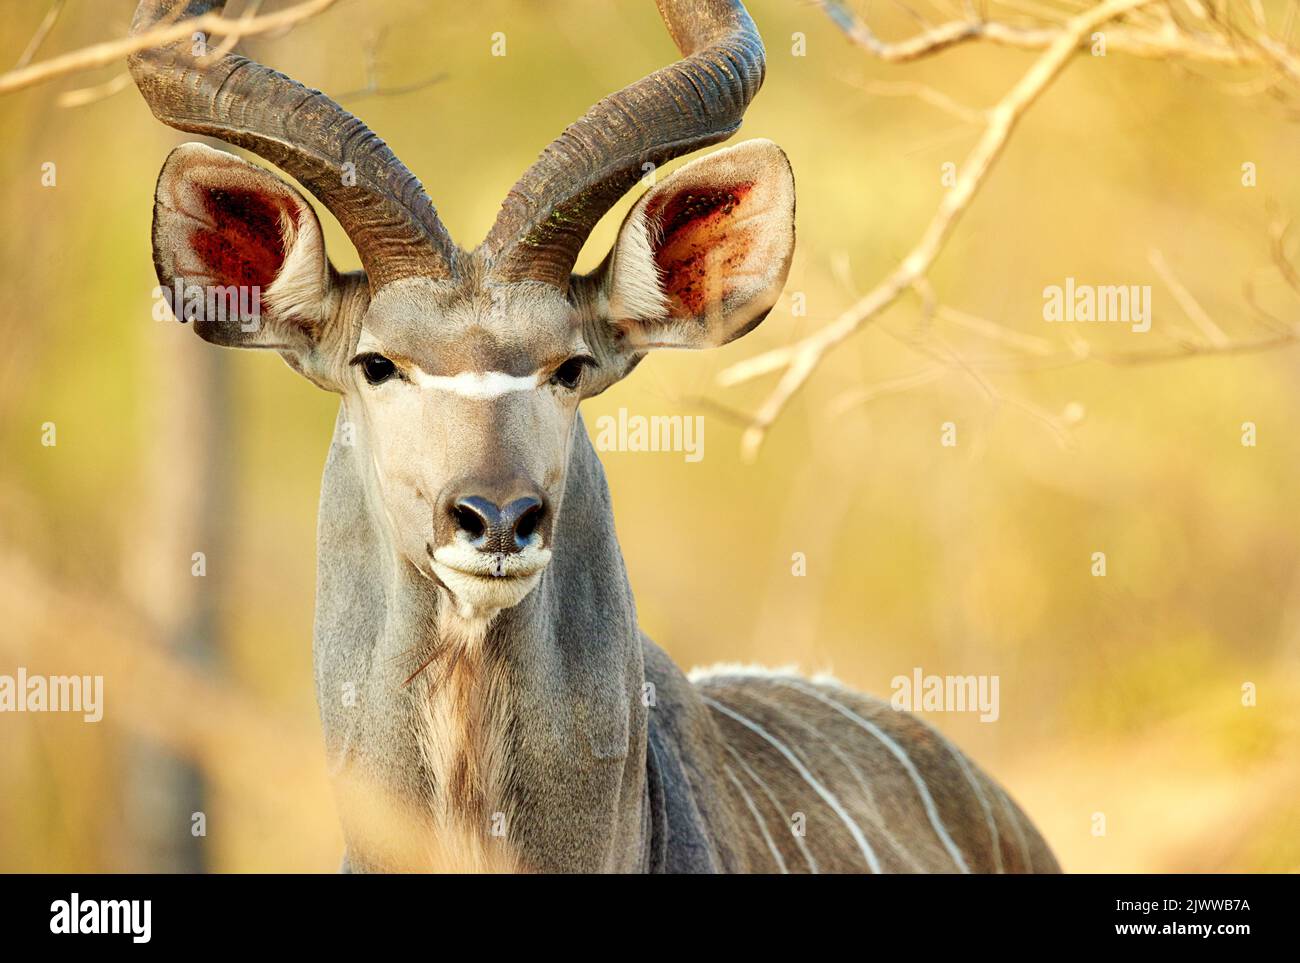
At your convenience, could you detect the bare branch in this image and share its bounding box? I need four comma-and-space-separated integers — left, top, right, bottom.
336, 29, 448, 102
934, 303, 1059, 355
828, 365, 950, 415
818, 0, 1280, 65
56, 72, 131, 109
209, 0, 265, 61
722, 0, 1156, 460
1148, 248, 1231, 347
13, 0, 67, 70
840, 76, 988, 123
0, 0, 340, 97
717, 0, 1300, 458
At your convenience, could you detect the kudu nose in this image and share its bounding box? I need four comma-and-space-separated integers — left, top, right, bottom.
448, 493, 547, 554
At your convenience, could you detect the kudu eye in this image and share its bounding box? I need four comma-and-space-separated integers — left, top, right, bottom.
550, 356, 594, 391
353, 353, 398, 386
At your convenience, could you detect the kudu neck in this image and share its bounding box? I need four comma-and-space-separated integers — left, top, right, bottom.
455, 414, 650, 870
320, 410, 650, 871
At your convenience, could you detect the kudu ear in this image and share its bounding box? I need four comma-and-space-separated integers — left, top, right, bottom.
589, 139, 795, 352
150, 142, 345, 381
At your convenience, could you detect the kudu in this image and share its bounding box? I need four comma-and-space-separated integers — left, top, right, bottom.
127, 0, 1059, 873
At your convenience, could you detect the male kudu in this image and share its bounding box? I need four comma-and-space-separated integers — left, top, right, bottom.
127, 0, 1059, 873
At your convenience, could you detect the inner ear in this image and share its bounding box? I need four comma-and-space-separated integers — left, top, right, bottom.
599, 139, 796, 352
188, 185, 294, 292
152, 142, 330, 349
647, 183, 755, 319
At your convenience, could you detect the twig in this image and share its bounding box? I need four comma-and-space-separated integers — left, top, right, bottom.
56, 72, 131, 109
338, 72, 449, 102
818, 0, 1274, 65
934, 303, 1059, 355
828, 365, 950, 415
1148, 248, 1230, 347
335, 26, 448, 102
0, 0, 339, 97
840, 76, 987, 123
13, 0, 67, 70
209, 0, 265, 61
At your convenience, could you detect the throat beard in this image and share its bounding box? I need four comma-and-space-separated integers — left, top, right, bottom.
410, 594, 522, 872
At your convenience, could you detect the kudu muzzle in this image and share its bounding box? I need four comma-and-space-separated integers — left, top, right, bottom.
436, 485, 549, 564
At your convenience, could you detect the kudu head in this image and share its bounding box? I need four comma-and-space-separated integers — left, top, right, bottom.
129, 0, 795, 621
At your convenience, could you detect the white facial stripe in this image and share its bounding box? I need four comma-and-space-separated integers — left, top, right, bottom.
410, 368, 542, 400
354, 332, 553, 398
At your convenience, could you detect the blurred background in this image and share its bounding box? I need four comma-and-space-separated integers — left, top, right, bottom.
1, 0, 1298, 872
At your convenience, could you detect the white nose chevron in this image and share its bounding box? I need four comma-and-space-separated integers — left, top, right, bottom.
409, 368, 542, 400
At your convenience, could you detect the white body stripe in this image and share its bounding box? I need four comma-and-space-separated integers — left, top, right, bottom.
722, 763, 788, 873
743, 687, 926, 873
410, 368, 541, 399
993, 781, 1034, 870
724, 744, 819, 873
823, 740, 924, 872
703, 696, 882, 873
777, 679, 971, 874
948, 743, 1003, 873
